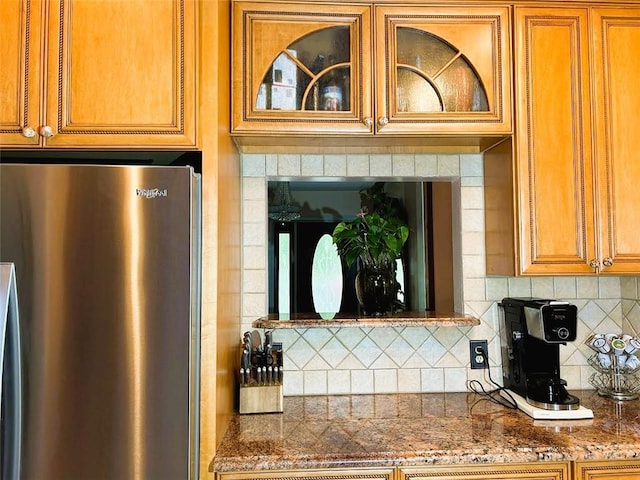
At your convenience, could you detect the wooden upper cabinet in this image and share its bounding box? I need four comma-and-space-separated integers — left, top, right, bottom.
374, 5, 512, 136
232, 2, 373, 135
491, 5, 640, 276
231, 2, 511, 145
512, 6, 596, 275
591, 7, 640, 274
0, 0, 195, 148
0, 0, 43, 147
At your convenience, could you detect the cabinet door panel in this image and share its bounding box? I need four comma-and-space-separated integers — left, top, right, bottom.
514, 7, 596, 274
232, 1, 372, 135
592, 8, 640, 274
0, 0, 43, 147
575, 460, 640, 480
400, 462, 570, 480
218, 468, 394, 480
43, 0, 195, 147
375, 6, 511, 135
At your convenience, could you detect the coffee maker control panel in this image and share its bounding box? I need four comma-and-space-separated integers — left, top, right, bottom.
524, 301, 577, 343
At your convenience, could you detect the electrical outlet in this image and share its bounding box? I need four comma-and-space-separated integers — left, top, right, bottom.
470, 340, 488, 369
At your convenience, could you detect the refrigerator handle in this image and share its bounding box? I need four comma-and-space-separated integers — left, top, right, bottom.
0, 263, 23, 480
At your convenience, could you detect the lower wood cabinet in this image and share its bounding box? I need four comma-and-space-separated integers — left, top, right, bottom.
574, 460, 640, 480
216, 461, 640, 480
399, 462, 570, 480
216, 467, 394, 480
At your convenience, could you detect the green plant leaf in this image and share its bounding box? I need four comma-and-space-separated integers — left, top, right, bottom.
331, 191, 410, 271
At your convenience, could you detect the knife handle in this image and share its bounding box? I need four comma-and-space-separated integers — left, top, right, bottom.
241, 349, 250, 370
266, 346, 273, 365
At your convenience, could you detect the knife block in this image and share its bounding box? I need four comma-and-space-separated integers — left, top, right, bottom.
239, 384, 283, 414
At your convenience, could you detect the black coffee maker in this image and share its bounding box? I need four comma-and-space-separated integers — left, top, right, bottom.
500, 297, 581, 410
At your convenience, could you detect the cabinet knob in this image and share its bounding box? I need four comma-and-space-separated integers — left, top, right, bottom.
22, 126, 36, 138
40, 125, 55, 138
363, 117, 373, 129
378, 116, 389, 127
602, 257, 614, 267
589, 259, 601, 271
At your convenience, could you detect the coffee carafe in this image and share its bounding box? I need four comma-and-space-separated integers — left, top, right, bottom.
500, 297, 581, 410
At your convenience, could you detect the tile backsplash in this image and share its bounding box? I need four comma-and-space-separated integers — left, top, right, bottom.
241, 152, 640, 395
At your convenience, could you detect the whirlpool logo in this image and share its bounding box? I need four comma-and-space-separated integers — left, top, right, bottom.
136, 188, 168, 199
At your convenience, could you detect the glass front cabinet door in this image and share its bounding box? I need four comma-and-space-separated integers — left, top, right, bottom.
375, 5, 512, 135
232, 2, 511, 138
232, 2, 373, 135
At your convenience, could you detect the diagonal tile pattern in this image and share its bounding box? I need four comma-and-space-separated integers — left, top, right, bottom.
244, 153, 640, 395
318, 337, 351, 368
276, 287, 639, 395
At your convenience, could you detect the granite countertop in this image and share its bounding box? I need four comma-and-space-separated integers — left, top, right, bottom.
252, 311, 480, 329
211, 391, 640, 472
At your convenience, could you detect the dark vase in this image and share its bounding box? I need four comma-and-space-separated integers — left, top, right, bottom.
355, 264, 397, 316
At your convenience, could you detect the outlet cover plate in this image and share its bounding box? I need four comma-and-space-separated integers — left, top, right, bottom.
470, 340, 488, 369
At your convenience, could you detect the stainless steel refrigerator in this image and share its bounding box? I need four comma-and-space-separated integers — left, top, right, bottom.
0, 163, 201, 480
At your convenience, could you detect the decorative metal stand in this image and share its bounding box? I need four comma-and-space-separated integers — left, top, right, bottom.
588, 353, 640, 401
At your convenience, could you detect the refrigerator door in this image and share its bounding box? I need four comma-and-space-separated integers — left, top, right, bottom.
0, 164, 200, 480
0, 263, 22, 480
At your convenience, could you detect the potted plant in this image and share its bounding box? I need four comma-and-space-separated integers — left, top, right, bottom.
332, 184, 409, 316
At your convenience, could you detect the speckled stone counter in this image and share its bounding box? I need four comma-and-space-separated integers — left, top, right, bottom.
211, 391, 640, 473
252, 311, 480, 329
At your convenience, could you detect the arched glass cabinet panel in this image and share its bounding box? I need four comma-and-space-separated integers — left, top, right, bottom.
373, 5, 511, 135
395, 28, 489, 113
256, 26, 351, 112
232, 2, 511, 138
